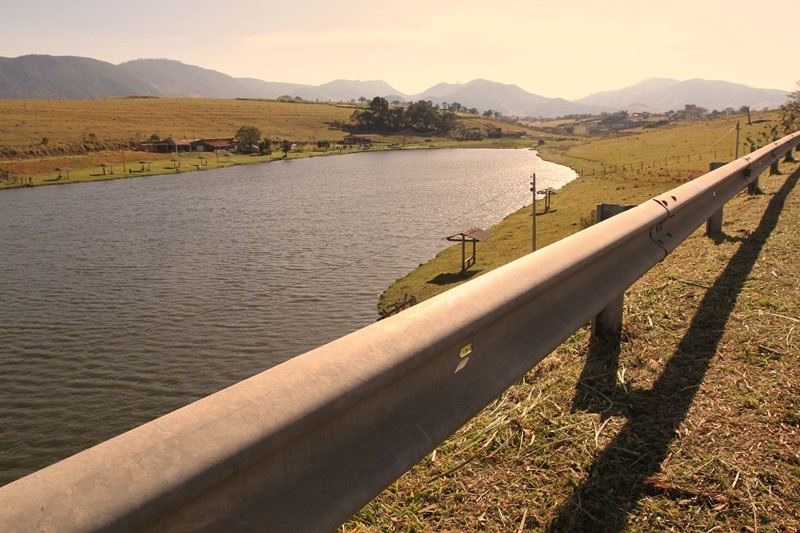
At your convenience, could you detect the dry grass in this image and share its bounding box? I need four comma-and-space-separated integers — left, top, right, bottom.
0, 97, 539, 187
348, 158, 800, 530
0, 98, 355, 156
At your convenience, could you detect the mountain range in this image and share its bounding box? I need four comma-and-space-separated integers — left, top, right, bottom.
0, 55, 790, 118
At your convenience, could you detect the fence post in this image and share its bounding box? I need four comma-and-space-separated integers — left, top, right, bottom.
591, 203, 635, 347
706, 162, 727, 237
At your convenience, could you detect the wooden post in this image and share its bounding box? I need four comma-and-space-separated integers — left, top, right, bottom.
591, 204, 635, 347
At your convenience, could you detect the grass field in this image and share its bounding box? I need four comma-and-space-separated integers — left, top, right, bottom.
349, 140, 800, 530
0, 97, 538, 187
0, 98, 356, 155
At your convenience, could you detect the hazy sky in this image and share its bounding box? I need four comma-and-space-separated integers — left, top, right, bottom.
3, 0, 797, 99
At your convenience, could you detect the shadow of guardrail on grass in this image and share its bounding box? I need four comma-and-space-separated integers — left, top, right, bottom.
548, 167, 800, 531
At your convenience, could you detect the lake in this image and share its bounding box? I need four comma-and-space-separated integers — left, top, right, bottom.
0, 148, 576, 485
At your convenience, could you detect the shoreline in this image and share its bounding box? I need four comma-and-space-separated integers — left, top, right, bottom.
0, 139, 538, 192
377, 150, 581, 315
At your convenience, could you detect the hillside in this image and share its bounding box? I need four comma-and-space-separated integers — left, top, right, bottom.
0, 55, 155, 99
414, 79, 611, 117
118, 59, 265, 98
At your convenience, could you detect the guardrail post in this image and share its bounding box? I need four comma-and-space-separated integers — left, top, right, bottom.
748, 145, 760, 194
706, 162, 727, 237
591, 203, 635, 347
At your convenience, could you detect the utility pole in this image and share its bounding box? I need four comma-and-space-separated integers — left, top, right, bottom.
735, 121, 740, 159
530, 173, 537, 252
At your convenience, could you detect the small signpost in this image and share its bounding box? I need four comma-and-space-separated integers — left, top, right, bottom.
445, 227, 493, 273
537, 186, 559, 212
530, 171, 561, 252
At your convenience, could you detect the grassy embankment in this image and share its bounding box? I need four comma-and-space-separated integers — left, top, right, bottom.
0, 97, 536, 188
378, 111, 783, 311
346, 113, 800, 530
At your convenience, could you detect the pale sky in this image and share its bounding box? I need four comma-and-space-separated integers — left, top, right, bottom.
2, 0, 797, 100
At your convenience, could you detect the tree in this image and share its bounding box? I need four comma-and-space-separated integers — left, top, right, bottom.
350, 97, 391, 131
258, 138, 272, 155
599, 111, 629, 129
235, 125, 262, 153
679, 104, 708, 120
405, 100, 438, 131
280, 139, 292, 158
779, 81, 800, 134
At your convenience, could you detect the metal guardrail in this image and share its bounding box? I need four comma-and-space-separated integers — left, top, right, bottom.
1, 131, 799, 532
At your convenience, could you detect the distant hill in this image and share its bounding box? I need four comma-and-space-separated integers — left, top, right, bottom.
0, 55, 407, 103
292, 79, 408, 102
235, 77, 308, 99
413, 79, 611, 118
577, 78, 789, 113
0, 55, 791, 118
0, 55, 155, 99
118, 59, 256, 98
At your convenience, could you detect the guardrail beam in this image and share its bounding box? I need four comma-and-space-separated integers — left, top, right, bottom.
1, 130, 799, 532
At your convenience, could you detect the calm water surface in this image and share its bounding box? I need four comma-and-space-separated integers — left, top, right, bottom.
0, 148, 575, 485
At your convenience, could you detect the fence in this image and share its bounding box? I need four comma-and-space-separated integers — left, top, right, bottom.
1, 131, 799, 532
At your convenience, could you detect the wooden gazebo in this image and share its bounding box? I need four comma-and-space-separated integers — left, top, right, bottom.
445, 227, 493, 273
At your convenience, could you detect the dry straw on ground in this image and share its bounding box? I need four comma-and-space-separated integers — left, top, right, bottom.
347, 159, 800, 531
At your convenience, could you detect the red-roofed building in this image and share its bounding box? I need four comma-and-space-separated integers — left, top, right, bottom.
191, 138, 235, 152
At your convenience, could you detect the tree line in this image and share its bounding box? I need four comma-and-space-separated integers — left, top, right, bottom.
348, 97, 458, 134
